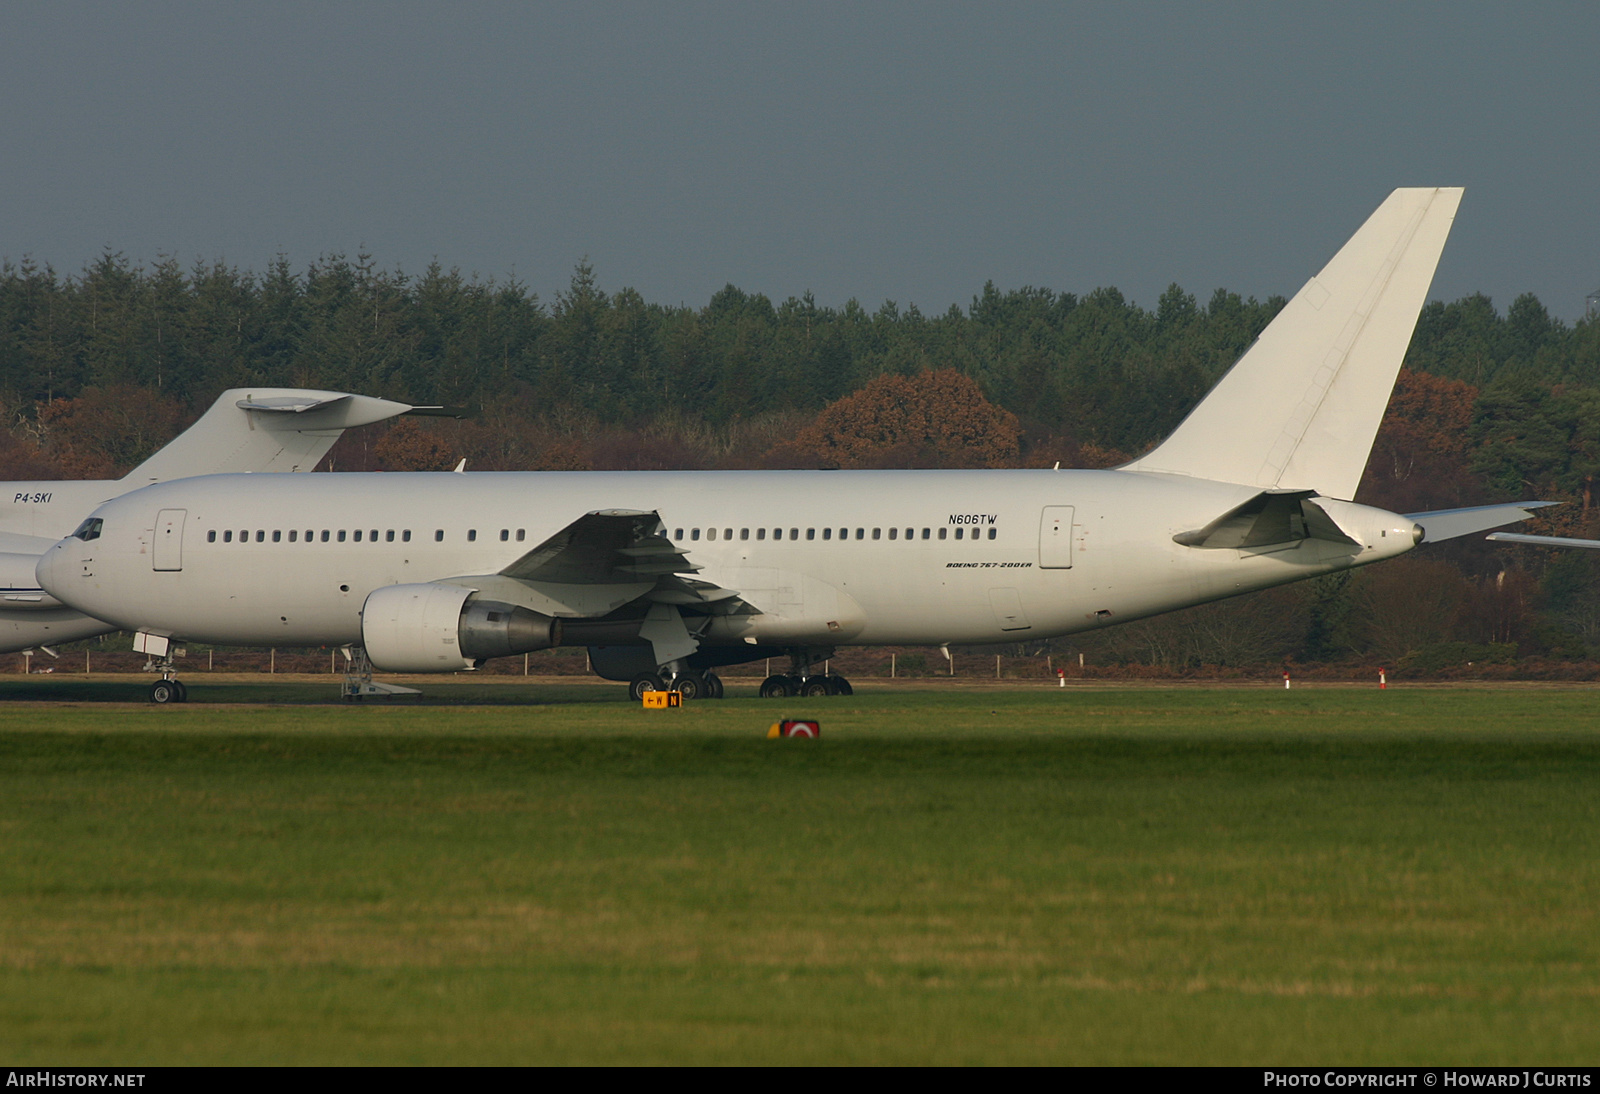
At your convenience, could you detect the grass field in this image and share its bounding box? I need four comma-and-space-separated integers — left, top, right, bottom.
2, 681, 1598, 1064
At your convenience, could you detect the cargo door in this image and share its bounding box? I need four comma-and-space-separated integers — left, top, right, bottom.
153, 509, 186, 571
1038, 506, 1074, 568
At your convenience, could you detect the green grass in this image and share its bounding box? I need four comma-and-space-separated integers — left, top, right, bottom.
2, 685, 1599, 1064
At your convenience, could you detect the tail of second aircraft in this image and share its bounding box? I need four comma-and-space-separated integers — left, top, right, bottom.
1124, 187, 1463, 501
120, 389, 433, 485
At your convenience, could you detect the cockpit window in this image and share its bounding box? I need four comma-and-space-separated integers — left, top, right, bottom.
72, 517, 103, 542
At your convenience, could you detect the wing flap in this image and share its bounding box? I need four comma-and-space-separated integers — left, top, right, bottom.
500, 510, 697, 584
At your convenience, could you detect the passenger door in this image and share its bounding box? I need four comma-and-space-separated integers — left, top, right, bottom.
153, 509, 186, 571
1038, 506, 1074, 569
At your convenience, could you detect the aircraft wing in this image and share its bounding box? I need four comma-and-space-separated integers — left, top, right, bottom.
500, 509, 699, 584
438, 510, 756, 619
1405, 502, 1556, 544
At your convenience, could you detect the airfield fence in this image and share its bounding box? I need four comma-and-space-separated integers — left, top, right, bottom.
17, 645, 1600, 682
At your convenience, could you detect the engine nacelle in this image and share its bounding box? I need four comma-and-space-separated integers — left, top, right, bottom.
458, 597, 563, 661
361, 583, 562, 673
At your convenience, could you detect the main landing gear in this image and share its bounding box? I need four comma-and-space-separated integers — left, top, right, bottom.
758, 673, 852, 698
758, 650, 852, 698
629, 670, 725, 702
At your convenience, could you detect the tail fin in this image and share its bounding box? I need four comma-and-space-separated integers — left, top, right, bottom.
1124, 187, 1462, 500
121, 389, 418, 485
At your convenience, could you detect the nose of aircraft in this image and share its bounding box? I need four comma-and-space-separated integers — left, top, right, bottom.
35, 540, 71, 600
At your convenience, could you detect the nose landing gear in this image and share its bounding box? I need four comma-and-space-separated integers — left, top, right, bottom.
149, 677, 187, 704
138, 635, 189, 703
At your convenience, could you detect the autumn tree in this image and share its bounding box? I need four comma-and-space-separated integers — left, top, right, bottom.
764, 369, 1020, 469
1357, 368, 1484, 513
35, 384, 188, 478
372, 418, 456, 472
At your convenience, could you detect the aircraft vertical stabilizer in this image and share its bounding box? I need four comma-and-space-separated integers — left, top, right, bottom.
121, 389, 420, 484
1124, 187, 1463, 500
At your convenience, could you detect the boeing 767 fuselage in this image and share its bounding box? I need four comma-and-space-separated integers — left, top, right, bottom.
37, 188, 1544, 701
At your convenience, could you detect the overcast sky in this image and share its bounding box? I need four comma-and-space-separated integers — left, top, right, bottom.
3, 2, 1596, 319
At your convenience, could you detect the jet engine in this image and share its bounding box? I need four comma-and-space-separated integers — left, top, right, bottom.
361, 582, 562, 673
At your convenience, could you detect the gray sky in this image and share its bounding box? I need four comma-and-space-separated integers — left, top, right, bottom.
3, 2, 1596, 319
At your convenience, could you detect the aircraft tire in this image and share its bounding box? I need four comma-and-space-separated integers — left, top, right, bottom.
172, 680, 189, 703
759, 674, 793, 699
628, 672, 666, 702
704, 672, 724, 699
149, 680, 179, 704
802, 677, 832, 698
673, 674, 706, 701
830, 676, 852, 696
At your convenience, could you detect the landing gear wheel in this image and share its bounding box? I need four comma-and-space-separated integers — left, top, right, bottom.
759, 674, 794, 699
672, 673, 707, 701
703, 672, 724, 699
802, 677, 833, 698
629, 673, 666, 702
830, 676, 852, 696
172, 680, 189, 703
149, 680, 179, 704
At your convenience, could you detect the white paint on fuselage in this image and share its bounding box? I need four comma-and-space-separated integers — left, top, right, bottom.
39, 469, 1419, 655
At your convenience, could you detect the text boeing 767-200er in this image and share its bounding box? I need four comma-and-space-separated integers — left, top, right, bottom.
35, 188, 1550, 701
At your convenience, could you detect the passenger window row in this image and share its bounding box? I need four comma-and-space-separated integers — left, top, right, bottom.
204, 527, 532, 545
670, 526, 998, 542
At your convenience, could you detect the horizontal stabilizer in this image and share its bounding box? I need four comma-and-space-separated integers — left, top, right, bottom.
234, 396, 349, 414
1407, 502, 1555, 544
233, 393, 416, 432
1175, 490, 1358, 550
1487, 531, 1600, 550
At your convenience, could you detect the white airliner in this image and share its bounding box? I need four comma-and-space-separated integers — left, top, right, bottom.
36, 188, 1546, 702
0, 389, 433, 656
